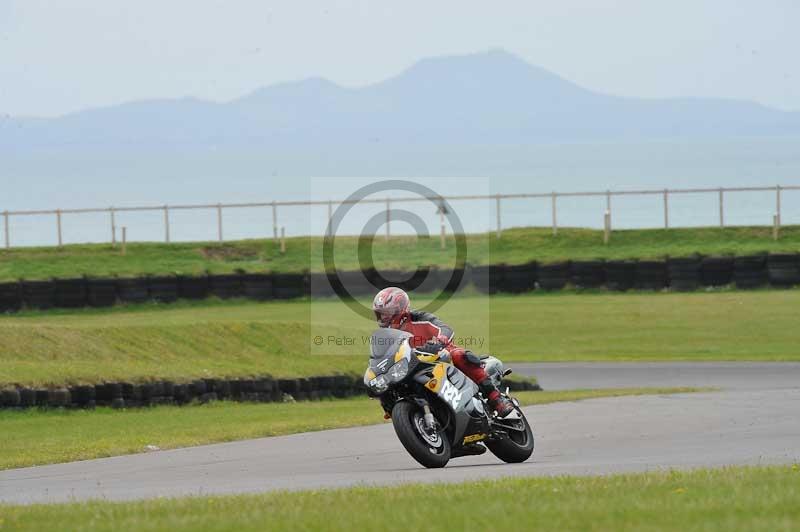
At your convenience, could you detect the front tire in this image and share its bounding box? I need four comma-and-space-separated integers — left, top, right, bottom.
391, 401, 451, 468
486, 407, 534, 463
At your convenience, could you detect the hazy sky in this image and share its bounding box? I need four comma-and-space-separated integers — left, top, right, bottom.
0, 1, 798, 117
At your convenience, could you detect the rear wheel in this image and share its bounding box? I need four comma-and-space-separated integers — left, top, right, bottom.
486, 405, 534, 463
391, 401, 451, 468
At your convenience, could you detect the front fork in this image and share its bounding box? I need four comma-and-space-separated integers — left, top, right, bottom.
422, 404, 436, 430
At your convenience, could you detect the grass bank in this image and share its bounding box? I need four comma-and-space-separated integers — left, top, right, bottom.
0, 388, 701, 470
2, 290, 799, 387
2, 465, 798, 531
1, 225, 799, 281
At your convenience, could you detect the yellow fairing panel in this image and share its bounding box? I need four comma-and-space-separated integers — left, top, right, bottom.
425, 363, 447, 393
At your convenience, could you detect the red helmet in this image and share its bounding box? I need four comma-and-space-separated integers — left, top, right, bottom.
372, 287, 410, 328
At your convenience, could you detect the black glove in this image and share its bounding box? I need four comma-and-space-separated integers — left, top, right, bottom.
418, 340, 445, 354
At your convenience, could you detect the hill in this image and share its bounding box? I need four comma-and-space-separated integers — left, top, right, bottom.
3, 50, 799, 153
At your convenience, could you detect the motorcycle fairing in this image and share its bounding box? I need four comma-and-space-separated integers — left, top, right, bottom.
425, 362, 487, 444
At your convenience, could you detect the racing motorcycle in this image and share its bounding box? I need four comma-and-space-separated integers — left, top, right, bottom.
364, 328, 534, 468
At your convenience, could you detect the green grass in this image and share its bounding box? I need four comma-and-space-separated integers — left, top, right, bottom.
2, 465, 798, 531
0, 388, 700, 470
1, 290, 799, 387
2, 225, 799, 281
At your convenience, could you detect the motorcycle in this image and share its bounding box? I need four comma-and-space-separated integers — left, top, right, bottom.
363, 328, 534, 468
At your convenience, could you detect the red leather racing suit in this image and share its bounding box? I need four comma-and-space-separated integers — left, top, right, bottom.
399, 310, 488, 385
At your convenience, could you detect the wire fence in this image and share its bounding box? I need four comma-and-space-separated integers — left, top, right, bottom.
2, 184, 799, 249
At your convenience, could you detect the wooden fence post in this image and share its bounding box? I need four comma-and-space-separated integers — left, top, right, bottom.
386, 198, 391, 241
217, 204, 223, 242
3, 210, 9, 249
56, 209, 63, 248
272, 201, 278, 242
110, 207, 116, 247
164, 205, 170, 243
496, 195, 502, 239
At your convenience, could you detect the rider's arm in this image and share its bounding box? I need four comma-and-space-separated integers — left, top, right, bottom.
409, 310, 455, 345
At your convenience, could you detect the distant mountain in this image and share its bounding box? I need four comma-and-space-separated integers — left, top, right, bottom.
2, 50, 800, 153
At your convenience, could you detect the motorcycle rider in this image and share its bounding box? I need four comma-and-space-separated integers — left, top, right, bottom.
372, 286, 514, 418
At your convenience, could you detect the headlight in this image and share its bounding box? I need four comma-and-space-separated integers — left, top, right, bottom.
388, 358, 409, 382
368, 375, 389, 393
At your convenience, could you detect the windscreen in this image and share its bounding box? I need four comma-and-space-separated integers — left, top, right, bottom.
369, 328, 412, 360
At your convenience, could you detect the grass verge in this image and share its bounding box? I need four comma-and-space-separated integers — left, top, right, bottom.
0, 388, 700, 470
1, 225, 799, 281
1, 290, 799, 387
2, 465, 798, 531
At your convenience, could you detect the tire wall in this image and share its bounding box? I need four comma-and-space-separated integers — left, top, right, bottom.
0, 373, 541, 410
0, 253, 796, 314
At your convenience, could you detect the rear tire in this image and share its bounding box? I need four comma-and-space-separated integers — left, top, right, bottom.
486, 407, 534, 463
391, 401, 451, 468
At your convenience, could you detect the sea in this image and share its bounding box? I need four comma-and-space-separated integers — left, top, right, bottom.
2, 137, 799, 247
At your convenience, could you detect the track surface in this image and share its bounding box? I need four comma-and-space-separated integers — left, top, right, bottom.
2, 363, 799, 505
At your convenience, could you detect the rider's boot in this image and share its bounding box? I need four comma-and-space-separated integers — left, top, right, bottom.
459, 443, 487, 456
479, 379, 514, 418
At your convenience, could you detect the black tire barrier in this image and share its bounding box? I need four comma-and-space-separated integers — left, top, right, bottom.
408, 267, 444, 294
370, 267, 431, 294
734, 255, 768, 289
0, 371, 543, 410
0, 252, 794, 315
499, 263, 538, 293
116, 278, 149, 304
334, 270, 375, 297
701, 257, 735, 287
35, 389, 49, 406
21, 280, 56, 310
242, 273, 273, 300
208, 274, 244, 299
538, 262, 570, 290
189, 379, 207, 397
54, 278, 88, 308
48, 388, 71, 407
604, 260, 636, 291
147, 276, 179, 303
0, 388, 21, 407
19, 388, 37, 407
178, 275, 210, 300
95, 382, 122, 404
121, 382, 136, 400
667, 256, 702, 292
272, 273, 306, 300
0, 281, 22, 313
767, 253, 800, 287
504, 379, 543, 392
172, 384, 189, 404
138, 383, 154, 404
308, 272, 335, 298
635, 261, 668, 290
86, 278, 117, 307
570, 260, 606, 289
278, 378, 302, 395
470, 264, 506, 294
71, 385, 95, 406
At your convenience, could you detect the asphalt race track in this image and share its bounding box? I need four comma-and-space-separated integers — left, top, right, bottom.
2, 363, 799, 505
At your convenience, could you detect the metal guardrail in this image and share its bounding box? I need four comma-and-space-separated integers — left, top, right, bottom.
2, 184, 799, 248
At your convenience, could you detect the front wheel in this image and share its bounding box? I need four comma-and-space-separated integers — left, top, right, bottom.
486, 406, 534, 463
391, 401, 451, 468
